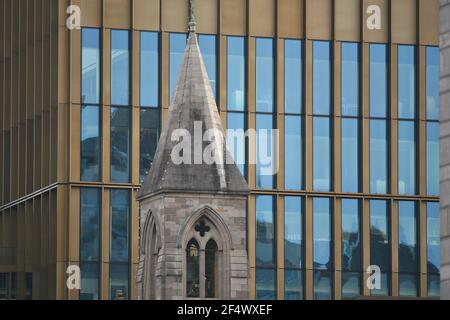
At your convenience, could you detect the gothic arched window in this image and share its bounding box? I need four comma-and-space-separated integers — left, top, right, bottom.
182, 209, 233, 299
186, 239, 200, 298
205, 239, 218, 298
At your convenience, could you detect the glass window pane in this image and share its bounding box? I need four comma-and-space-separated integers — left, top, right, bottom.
140, 32, 159, 107
370, 200, 390, 273
111, 107, 131, 183
227, 37, 246, 111
256, 114, 275, 189
285, 270, 303, 300
111, 30, 130, 106
110, 264, 129, 300
169, 33, 187, 102
198, 35, 217, 100
186, 239, 200, 298
342, 272, 361, 299
426, 47, 440, 120
81, 105, 101, 182
428, 274, 440, 298
342, 199, 361, 272
313, 117, 331, 192
110, 189, 130, 262
80, 262, 100, 300
427, 202, 440, 297
398, 46, 416, 119
398, 121, 416, 195
256, 268, 276, 300
342, 43, 360, 116
140, 109, 160, 182
398, 202, 418, 275
285, 115, 302, 190
82, 29, 100, 104
80, 188, 101, 261
285, 197, 303, 269
313, 198, 332, 269
285, 40, 303, 114
313, 41, 332, 115
205, 240, 218, 298
256, 38, 274, 113
256, 196, 275, 267
227, 112, 246, 177
313, 270, 332, 300
371, 273, 389, 296
342, 118, 360, 193
399, 274, 418, 297
370, 120, 388, 194
370, 44, 388, 118
427, 122, 439, 196
427, 202, 440, 275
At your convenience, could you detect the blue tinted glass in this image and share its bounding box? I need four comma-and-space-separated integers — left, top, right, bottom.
370, 44, 388, 118
372, 273, 389, 296
428, 274, 440, 297
169, 33, 187, 102
140, 108, 160, 182
398, 202, 418, 298
80, 262, 100, 300
313, 41, 332, 115
256, 38, 274, 112
198, 35, 217, 100
313, 198, 332, 269
140, 32, 159, 107
398, 46, 416, 119
399, 274, 417, 297
111, 107, 131, 183
370, 200, 390, 273
314, 270, 332, 300
285, 40, 302, 114
285, 115, 302, 190
370, 120, 388, 194
342, 118, 360, 193
256, 268, 276, 300
227, 37, 246, 111
285, 270, 303, 300
111, 30, 130, 106
227, 112, 246, 177
110, 189, 130, 262
427, 122, 439, 196
82, 29, 101, 104
427, 47, 440, 120
256, 114, 275, 189
285, 196, 303, 269
81, 105, 101, 181
342, 272, 361, 299
80, 188, 101, 261
342, 43, 360, 116
110, 264, 129, 300
398, 121, 416, 195
398, 201, 418, 274
342, 199, 361, 272
256, 196, 275, 267
427, 202, 440, 274
313, 117, 331, 192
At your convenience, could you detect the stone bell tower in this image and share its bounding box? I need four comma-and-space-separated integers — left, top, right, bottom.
136, 0, 249, 300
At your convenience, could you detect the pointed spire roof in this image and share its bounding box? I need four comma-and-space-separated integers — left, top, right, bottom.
137, 33, 249, 200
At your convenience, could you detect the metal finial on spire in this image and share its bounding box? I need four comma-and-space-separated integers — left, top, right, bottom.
188, 0, 196, 33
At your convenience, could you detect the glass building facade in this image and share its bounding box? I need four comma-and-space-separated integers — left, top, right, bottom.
78, 29, 443, 300
0, 0, 440, 300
